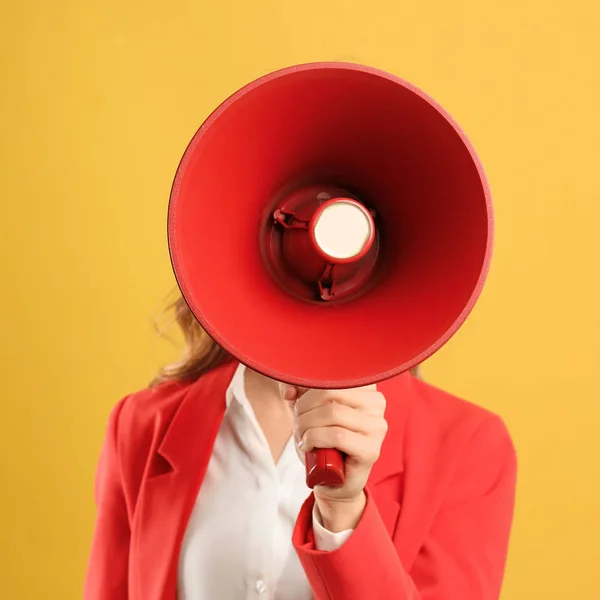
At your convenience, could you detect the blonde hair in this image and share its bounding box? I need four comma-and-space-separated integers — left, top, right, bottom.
152, 295, 232, 385
153, 293, 420, 385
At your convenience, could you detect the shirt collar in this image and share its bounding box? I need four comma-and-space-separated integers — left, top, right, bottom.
225, 361, 249, 410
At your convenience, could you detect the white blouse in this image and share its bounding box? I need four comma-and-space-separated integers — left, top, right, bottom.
177, 363, 351, 599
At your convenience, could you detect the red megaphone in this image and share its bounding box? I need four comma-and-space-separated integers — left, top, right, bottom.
167, 62, 493, 489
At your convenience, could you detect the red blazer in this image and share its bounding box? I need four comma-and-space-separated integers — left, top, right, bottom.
85, 361, 516, 600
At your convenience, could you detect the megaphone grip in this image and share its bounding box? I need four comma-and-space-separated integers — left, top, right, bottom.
305, 448, 345, 488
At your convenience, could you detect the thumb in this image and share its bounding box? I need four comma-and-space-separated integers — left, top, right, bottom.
278, 382, 299, 402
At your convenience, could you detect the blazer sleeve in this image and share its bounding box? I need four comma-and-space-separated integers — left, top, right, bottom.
293, 416, 517, 600
84, 398, 130, 600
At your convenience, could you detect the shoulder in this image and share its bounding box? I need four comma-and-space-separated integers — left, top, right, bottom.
409, 376, 507, 439
382, 372, 502, 436
409, 376, 516, 501
105, 379, 195, 475
107, 361, 236, 460
117, 379, 193, 437
382, 374, 516, 487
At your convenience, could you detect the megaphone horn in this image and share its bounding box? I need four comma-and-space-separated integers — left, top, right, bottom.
168, 62, 493, 488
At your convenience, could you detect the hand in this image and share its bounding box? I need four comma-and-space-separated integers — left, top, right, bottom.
280, 384, 388, 532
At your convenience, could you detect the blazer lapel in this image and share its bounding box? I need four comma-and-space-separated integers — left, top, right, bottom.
131, 361, 237, 600
368, 373, 413, 542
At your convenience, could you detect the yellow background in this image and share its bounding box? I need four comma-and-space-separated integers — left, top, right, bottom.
2, 0, 599, 598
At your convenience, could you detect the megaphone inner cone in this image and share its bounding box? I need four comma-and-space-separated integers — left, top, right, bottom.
265, 184, 380, 303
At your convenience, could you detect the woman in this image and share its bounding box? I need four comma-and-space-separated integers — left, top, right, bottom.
84, 295, 516, 600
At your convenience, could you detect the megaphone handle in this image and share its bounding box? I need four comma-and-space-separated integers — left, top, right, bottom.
305, 448, 345, 488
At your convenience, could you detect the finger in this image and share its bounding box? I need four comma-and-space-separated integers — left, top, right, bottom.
295, 388, 385, 417
277, 384, 323, 403
295, 402, 385, 440
298, 427, 381, 463
287, 386, 321, 400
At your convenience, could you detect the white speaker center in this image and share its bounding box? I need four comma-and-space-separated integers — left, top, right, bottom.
312, 200, 373, 260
